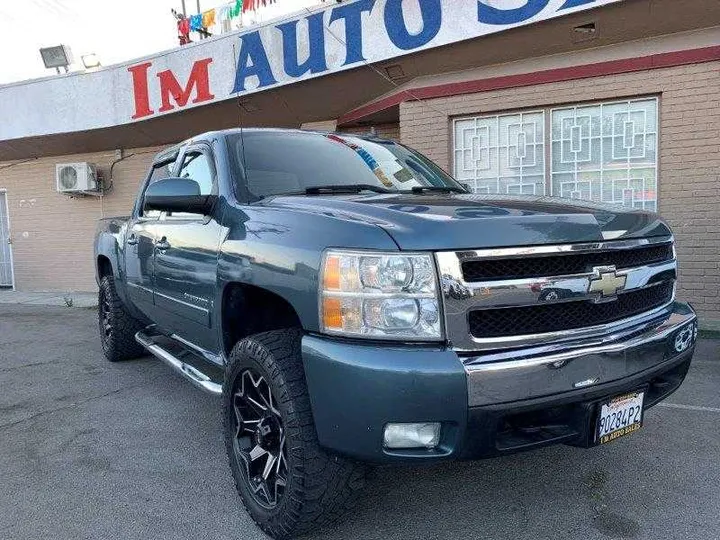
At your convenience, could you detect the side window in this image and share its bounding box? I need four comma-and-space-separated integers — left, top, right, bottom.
141, 161, 174, 218
177, 151, 213, 195
167, 150, 215, 219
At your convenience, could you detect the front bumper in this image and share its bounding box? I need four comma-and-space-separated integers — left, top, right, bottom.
301, 301, 697, 463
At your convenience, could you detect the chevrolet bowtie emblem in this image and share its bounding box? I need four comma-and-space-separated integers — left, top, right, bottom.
588, 266, 627, 298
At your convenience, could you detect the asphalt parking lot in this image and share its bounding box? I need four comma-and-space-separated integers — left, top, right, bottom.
1, 304, 718, 540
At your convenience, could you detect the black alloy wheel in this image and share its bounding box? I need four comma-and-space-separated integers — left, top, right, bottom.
97, 275, 145, 362
223, 329, 366, 539
230, 368, 288, 509
99, 288, 113, 342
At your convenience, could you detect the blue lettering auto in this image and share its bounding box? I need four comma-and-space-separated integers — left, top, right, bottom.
232, 0, 602, 95
477, 0, 598, 25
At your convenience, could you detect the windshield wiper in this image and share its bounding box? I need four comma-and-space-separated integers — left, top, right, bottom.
304, 184, 392, 195
406, 186, 468, 194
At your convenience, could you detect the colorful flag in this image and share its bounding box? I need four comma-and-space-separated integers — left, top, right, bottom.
177, 17, 191, 44
178, 18, 190, 35
217, 4, 232, 21
189, 13, 203, 31
202, 8, 216, 28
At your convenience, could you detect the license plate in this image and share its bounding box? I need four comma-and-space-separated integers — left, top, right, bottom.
595, 391, 645, 445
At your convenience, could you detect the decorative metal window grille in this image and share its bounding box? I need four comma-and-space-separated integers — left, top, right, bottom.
551, 98, 658, 211
453, 111, 545, 196
452, 98, 659, 211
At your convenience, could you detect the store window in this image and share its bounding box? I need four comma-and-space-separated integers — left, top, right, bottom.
551, 98, 658, 211
453, 111, 545, 195
453, 97, 659, 210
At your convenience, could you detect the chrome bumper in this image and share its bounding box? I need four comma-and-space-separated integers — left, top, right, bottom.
464, 302, 697, 407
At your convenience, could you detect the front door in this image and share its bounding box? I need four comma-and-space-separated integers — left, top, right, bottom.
152, 145, 223, 352
0, 191, 14, 288
124, 161, 174, 318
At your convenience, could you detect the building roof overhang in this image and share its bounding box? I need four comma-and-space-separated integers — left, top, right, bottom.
1, 0, 718, 162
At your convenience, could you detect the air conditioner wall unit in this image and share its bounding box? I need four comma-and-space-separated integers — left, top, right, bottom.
56, 162, 98, 193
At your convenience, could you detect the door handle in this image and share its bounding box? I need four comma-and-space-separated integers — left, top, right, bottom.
156, 238, 171, 251
127, 234, 138, 246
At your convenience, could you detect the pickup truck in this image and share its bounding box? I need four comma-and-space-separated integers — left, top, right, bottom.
95, 128, 698, 539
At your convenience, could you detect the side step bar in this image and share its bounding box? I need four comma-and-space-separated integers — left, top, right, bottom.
135, 331, 223, 395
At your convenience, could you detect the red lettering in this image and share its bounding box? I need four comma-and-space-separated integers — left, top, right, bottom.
128, 62, 154, 119
157, 58, 215, 113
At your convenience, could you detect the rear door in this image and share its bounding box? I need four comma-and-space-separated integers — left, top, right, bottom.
124, 160, 174, 317
151, 144, 224, 352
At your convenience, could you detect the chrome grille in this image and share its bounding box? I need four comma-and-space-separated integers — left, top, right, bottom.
461, 243, 673, 282
468, 281, 674, 339
436, 237, 676, 352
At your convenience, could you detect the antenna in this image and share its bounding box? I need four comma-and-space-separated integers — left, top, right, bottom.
232, 42, 249, 186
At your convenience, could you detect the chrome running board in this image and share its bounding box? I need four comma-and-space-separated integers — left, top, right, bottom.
135, 331, 223, 395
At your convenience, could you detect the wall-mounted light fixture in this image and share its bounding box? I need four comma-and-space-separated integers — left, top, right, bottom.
39, 45, 74, 74
81, 53, 101, 70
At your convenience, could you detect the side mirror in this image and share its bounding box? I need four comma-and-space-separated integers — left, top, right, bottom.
144, 177, 215, 215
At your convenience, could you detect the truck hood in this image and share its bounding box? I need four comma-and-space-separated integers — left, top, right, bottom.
260, 193, 671, 251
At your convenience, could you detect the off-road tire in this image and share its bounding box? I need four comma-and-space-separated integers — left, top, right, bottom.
98, 275, 145, 362
223, 329, 365, 539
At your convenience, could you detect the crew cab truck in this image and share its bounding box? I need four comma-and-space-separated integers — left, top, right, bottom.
95, 129, 697, 539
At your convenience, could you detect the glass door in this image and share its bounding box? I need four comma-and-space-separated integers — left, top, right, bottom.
0, 191, 14, 288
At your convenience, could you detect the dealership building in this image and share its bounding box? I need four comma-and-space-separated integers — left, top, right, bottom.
0, 0, 718, 328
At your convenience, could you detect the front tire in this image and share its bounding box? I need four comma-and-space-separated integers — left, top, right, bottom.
223, 329, 365, 539
98, 275, 145, 362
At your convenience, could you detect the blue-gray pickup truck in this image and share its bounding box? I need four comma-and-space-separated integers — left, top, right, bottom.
94, 128, 697, 538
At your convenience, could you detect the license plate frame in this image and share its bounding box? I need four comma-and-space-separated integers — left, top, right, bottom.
594, 390, 645, 445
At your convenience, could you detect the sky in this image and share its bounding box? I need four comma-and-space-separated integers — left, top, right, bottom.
0, 0, 322, 85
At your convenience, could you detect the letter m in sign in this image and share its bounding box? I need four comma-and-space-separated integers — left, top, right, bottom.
128, 58, 216, 119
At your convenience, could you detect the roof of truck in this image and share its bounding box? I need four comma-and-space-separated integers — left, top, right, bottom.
152, 128, 389, 165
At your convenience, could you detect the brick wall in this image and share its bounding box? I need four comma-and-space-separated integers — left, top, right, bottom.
400, 60, 720, 327
0, 147, 161, 292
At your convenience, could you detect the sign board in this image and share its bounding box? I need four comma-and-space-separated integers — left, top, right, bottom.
0, 0, 622, 141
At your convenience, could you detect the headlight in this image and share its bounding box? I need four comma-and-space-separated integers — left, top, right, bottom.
320, 250, 443, 340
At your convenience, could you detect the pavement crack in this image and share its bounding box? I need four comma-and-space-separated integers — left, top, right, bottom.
0, 359, 64, 373
0, 375, 164, 431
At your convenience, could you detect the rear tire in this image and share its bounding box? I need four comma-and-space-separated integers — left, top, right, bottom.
98, 275, 145, 362
223, 329, 365, 539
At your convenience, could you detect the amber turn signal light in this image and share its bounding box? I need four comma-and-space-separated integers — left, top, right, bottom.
323, 255, 341, 291
322, 297, 343, 329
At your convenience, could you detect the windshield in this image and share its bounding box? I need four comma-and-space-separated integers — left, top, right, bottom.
227, 131, 465, 200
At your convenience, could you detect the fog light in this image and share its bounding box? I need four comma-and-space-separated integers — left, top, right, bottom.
674, 323, 695, 353
383, 423, 441, 449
